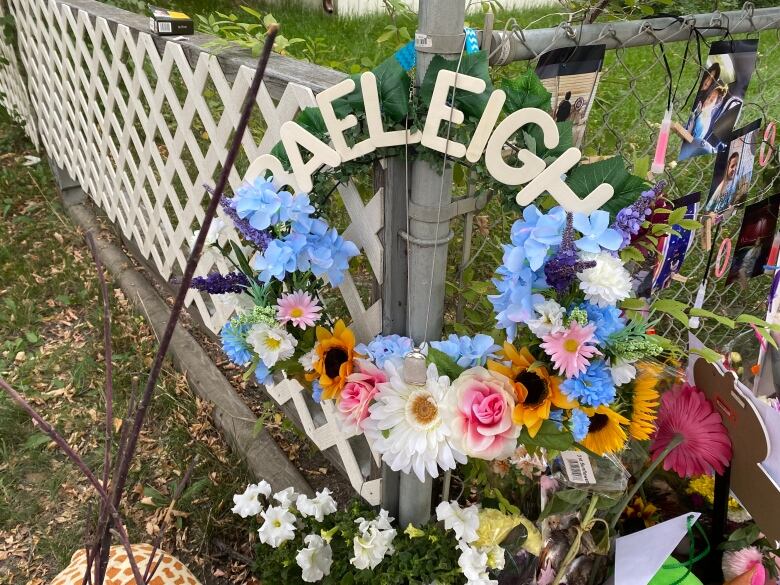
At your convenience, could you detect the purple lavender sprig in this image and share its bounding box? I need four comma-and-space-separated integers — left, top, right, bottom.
544, 213, 597, 295
612, 181, 666, 249
191, 271, 250, 294
220, 197, 273, 251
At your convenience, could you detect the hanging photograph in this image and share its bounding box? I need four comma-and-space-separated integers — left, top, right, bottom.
727, 193, 780, 285
704, 119, 761, 214
649, 192, 702, 294
535, 44, 606, 147
679, 39, 759, 161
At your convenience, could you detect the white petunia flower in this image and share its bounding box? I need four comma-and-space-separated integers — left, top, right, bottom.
231, 481, 271, 518
577, 252, 633, 307
296, 488, 338, 522
457, 542, 497, 585
483, 544, 506, 571
258, 505, 296, 548
350, 514, 396, 570
295, 534, 333, 583
527, 299, 566, 337
273, 487, 299, 509
298, 348, 319, 371
247, 322, 297, 367
363, 361, 466, 482
435, 501, 480, 543
609, 359, 637, 386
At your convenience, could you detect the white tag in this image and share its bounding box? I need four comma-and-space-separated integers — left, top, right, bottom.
415, 33, 432, 48
158, 21, 172, 34
561, 451, 596, 484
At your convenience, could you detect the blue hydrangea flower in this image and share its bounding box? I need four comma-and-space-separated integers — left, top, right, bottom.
233, 177, 285, 230
431, 334, 500, 368
254, 238, 303, 282
220, 322, 253, 366
573, 210, 623, 254
581, 303, 626, 343
356, 334, 414, 367
255, 361, 272, 386
293, 219, 360, 287
561, 361, 616, 408
311, 380, 324, 403
489, 274, 545, 340
570, 408, 591, 442
506, 205, 567, 272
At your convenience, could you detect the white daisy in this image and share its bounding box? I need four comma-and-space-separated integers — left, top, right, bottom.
527, 299, 566, 337
247, 322, 297, 367
363, 361, 466, 482
258, 505, 296, 548
231, 481, 271, 518
296, 488, 338, 522
295, 534, 333, 582
577, 252, 633, 307
435, 501, 480, 543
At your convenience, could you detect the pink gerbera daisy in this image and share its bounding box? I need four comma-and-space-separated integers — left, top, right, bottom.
649, 384, 732, 478
722, 547, 766, 584
276, 290, 322, 329
539, 322, 601, 378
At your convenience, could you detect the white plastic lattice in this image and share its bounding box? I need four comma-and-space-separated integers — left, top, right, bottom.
0, 0, 383, 503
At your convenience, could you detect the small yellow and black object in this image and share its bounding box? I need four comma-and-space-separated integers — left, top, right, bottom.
148, 5, 194, 36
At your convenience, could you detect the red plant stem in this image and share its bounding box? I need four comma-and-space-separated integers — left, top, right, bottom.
94, 26, 280, 583
0, 377, 145, 584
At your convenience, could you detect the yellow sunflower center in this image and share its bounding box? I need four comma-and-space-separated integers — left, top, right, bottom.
563, 339, 579, 353
588, 413, 610, 432
323, 347, 348, 378
515, 371, 548, 407
290, 307, 304, 318
407, 392, 439, 427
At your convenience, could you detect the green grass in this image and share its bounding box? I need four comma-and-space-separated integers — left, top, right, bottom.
0, 107, 255, 583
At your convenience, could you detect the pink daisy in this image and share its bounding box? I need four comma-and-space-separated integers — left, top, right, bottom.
276, 290, 322, 329
649, 384, 732, 478
539, 322, 601, 379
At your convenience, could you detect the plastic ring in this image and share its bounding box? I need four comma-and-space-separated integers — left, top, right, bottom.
714, 237, 732, 278
759, 122, 776, 168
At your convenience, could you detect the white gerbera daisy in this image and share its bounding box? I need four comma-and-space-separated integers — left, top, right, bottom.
364, 361, 466, 482
258, 505, 296, 548
296, 534, 333, 582
527, 299, 566, 337
247, 322, 296, 367
577, 252, 632, 307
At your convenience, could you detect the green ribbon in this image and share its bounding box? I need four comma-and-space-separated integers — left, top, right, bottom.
661, 515, 711, 585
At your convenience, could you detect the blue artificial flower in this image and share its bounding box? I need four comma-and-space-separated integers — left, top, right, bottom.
233, 177, 284, 231
254, 238, 301, 282
357, 334, 414, 367
573, 210, 623, 254
506, 205, 567, 272
570, 408, 591, 442
312, 380, 324, 403
489, 275, 545, 340
294, 219, 360, 287
431, 334, 500, 368
255, 361, 272, 386
220, 321, 253, 366
561, 361, 616, 408
549, 409, 564, 430
581, 303, 626, 343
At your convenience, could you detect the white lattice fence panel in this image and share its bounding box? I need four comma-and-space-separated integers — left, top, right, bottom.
0, 5, 37, 146
2, 0, 384, 501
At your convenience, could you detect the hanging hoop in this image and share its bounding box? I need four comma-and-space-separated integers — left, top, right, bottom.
714, 237, 732, 278
759, 122, 776, 168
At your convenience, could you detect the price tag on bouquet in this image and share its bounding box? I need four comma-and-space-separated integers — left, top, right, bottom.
561, 450, 597, 485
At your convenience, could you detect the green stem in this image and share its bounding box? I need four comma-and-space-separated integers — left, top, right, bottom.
552, 495, 600, 585
608, 434, 684, 533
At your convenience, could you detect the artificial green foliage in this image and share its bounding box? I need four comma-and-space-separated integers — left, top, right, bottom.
519, 420, 575, 452
419, 51, 494, 120
426, 346, 466, 380
371, 57, 412, 123
500, 69, 552, 112
296, 107, 331, 142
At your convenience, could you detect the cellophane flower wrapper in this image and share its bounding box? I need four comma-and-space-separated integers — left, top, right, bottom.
551, 451, 630, 498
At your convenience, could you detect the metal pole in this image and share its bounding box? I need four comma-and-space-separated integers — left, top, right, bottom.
483, 6, 780, 65
397, 0, 466, 528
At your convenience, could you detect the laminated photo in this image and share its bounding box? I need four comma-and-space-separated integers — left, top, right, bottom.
536, 45, 606, 147
650, 192, 701, 294
704, 119, 761, 214
679, 39, 758, 161
727, 193, 780, 285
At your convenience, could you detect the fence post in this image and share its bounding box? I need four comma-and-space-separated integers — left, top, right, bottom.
394, 0, 466, 528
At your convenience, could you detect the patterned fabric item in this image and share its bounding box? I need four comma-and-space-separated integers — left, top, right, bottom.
393, 28, 480, 72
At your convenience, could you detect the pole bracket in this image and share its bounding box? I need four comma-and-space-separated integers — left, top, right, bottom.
399, 230, 455, 247
408, 193, 489, 223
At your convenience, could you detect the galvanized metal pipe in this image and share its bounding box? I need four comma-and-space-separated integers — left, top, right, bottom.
484, 6, 780, 65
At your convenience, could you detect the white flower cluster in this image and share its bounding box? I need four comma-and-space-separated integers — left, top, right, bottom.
577, 251, 632, 307
350, 509, 397, 570
436, 501, 502, 585
231, 483, 339, 583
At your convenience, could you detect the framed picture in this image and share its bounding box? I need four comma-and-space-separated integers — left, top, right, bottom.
704, 119, 761, 214
679, 39, 758, 161
536, 45, 606, 147
727, 193, 780, 285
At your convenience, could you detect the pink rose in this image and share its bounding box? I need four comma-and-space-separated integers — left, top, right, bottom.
337, 359, 386, 433
446, 367, 519, 460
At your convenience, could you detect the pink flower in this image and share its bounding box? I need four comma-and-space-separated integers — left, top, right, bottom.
539, 322, 601, 379
445, 367, 520, 461
650, 384, 732, 478
337, 360, 386, 433
276, 290, 322, 329
722, 547, 766, 584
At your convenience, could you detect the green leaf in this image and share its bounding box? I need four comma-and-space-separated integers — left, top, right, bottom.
500, 69, 551, 112
566, 156, 630, 206
296, 107, 330, 141
691, 346, 723, 363
620, 246, 645, 264
420, 51, 493, 119
676, 218, 702, 231
24, 433, 50, 450
527, 120, 573, 161
519, 420, 574, 451
668, 206, 687, 226
371, 56, 411, 123
426, 347, 465, 380
651, 299, 690, 327
620, 298, 648, 311
25, 331, 38, 343
540, 488, 587, 519
689, 308, 735, 329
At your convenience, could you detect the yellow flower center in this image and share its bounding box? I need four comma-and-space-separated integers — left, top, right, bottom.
290, 307, 304, 318
563, 339, 579, 353
408, 392, 439, 426
273, 520, 281, 528
265, 337, 282, 350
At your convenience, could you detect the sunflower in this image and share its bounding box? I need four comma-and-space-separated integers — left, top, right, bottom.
306, 319, 358, 400
628, 363, 662, 441
487, 342, 575, 437
580, 405, 629, 455
623, 496, 658, 528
